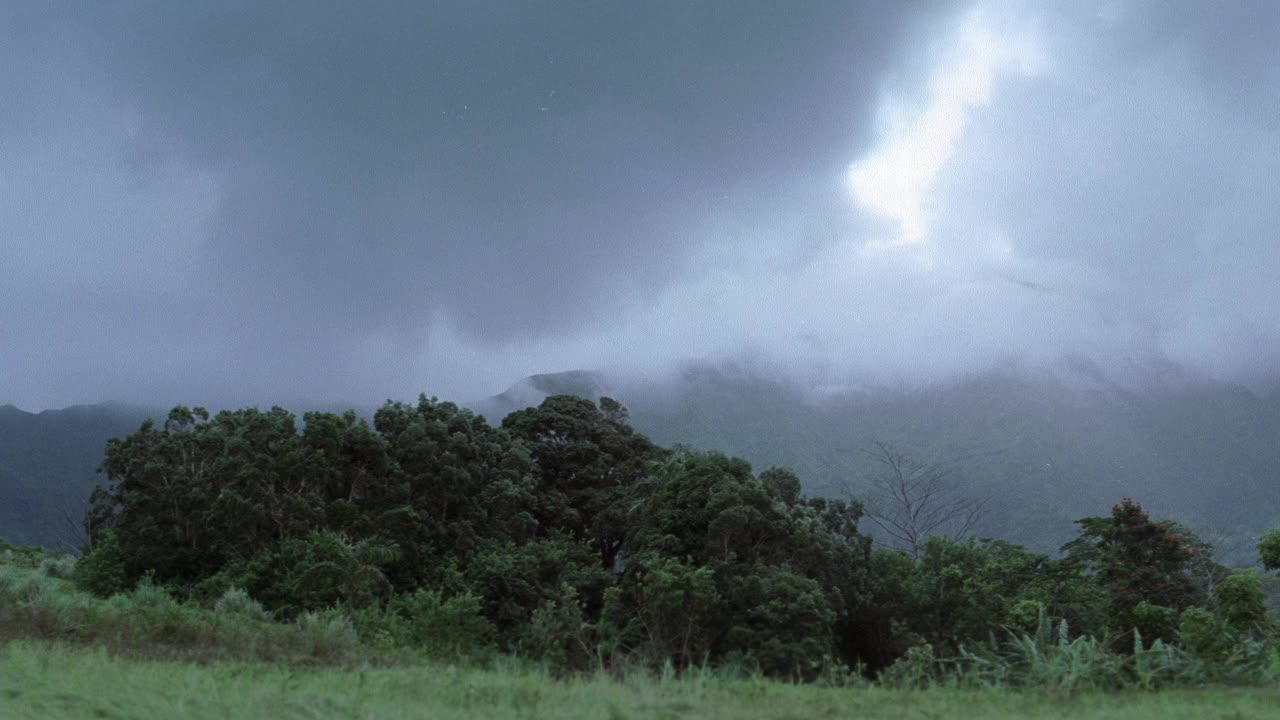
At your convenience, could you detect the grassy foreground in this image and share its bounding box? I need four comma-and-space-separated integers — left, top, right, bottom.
1, 641, 1277, 720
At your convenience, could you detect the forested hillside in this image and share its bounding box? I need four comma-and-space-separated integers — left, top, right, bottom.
9, 394, 1276, 685
0, 403, 153, 550
5, 364, 1279, 562
476, 366, 1280, 560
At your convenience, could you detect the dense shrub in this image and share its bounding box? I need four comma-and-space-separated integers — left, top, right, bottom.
1215, 571, 1269, 636
38, 555, 77, 580
71, 531, 128, 597
0, 565, 360, 665
398, 588, 495, 660
213, 586, 272, 623
1258, 529, 1280, 572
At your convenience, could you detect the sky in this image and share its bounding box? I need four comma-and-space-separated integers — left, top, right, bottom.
3, 0, 1279, 411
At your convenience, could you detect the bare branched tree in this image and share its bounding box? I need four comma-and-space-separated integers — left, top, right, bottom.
858, 442, 987, 559
51, 492, 90, 556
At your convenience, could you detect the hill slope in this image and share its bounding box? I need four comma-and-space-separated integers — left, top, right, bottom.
0, 403, 155, 550
6, 366, 1278, 561
473, 365, 1280, 560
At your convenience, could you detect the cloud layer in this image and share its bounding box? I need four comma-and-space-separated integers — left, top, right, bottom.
3, 1, 1278, 410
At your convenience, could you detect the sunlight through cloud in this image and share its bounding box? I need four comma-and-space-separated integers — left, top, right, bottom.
849, 5, 1044, 248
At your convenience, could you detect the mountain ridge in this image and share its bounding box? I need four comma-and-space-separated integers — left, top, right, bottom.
4, 365, 1278, 561
471, 364, 1280, 561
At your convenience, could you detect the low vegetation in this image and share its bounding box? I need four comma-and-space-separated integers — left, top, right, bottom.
2, 640, 1279, 720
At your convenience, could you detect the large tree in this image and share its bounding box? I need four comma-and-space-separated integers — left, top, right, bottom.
502, 395, 664, 569
1062, 498, 1204, 634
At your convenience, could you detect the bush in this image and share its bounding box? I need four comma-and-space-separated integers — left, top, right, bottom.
214, 586, 272, 623
517, 584, 595, 673
398, 588, 495, 661
1178, 607, 1228, 663
1178, 605, 1274, 684
878, 644, 936, 689
1215, 571, 1269, 636
1131, 601, 1177, 646
352, 602, 411, 649
38, 556, 78, 580
888, 612, 1201, 692
71, 531, 128, 597
295, 608, 358, 663
35, 556, 76, 576
723, 569, 837, 680
1258, 529, 1280, 572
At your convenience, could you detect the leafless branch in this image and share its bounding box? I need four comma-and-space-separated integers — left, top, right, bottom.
857, 441, 987, 559
51, 492, 89, 556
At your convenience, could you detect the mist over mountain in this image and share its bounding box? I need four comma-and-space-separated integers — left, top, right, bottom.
3, 357, 1277, 564
474, 364, 1280, 562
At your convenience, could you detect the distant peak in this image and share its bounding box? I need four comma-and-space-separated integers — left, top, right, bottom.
0, 403, 32, 417
526, 370, 610, 397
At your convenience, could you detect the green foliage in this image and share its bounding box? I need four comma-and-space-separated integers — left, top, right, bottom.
0, 565, 359, 665
516, 583, 597, 672
1258, 528, 1280, 572
759, 466, 802, 506
51, 385, 1280, 687
891, 612, 1202, 692
1214, 570, 1269, 636
502, 395, 665, 569
612, 450, 872, 675
878, 643, 936, 690
7, 641, 1280, 720
1178, 607, 1230, 663
725, 568, 837, 678
396, 588, 495, 660
288, 530, 400, 612
294, 608, 358, 661
213, 586, 272, 623
37, 554, 77, 580
0, 537, 64, 569
954, 627, 1132, 692
70, 530, 128, 597
1130, 602, 1177, 646
864, 537, 1107, 665
464, 534, 611, 639
613, 555, 721, 670
1062, 499, 1202, 634
1177, 606, 1274, 683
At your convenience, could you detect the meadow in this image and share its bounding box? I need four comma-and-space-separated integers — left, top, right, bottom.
3, 640, 1279, 720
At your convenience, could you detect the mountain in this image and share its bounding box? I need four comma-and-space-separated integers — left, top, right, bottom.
7, 364, 1278, 562
0, 403, 156, 551
472, 365, 1280, 563
469, 370, 613, 422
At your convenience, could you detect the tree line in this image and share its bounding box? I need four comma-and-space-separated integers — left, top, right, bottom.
73, 394, 1280, 679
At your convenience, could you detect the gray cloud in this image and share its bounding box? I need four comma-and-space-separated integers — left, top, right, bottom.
3, 1, 1278, 410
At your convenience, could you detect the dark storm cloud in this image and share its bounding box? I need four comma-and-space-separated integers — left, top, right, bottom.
4, 1, 1280, 409
97, 0, 935, 338
1, 1, 944, 408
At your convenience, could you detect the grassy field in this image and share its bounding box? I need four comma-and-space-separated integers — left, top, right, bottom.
1, 641, 1278, 720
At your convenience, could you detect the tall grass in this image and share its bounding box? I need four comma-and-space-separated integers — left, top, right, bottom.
2, 640, 1278, 720
0, 566, 360, 665
879, 608, 1276, 692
